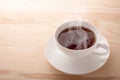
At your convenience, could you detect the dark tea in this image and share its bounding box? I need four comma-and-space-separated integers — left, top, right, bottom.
58, 26, 96, 50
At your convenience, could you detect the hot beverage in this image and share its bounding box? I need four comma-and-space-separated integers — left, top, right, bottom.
58, 26, 96, 50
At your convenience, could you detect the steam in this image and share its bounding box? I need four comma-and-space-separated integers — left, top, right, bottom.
76, 27, 88, 49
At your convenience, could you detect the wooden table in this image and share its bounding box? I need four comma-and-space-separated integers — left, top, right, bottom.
0, 0, 120, 80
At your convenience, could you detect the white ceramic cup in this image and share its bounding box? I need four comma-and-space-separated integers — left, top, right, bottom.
55, 20, 109, 58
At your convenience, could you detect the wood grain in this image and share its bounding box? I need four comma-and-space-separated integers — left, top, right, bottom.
0, 0, 120, 80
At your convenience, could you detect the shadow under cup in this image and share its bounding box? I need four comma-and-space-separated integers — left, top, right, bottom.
55, 21, 99, 58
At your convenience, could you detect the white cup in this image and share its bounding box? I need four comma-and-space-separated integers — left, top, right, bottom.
55, 20, 109, 58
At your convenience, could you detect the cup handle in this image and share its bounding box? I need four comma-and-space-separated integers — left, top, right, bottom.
92, 42, 109, 55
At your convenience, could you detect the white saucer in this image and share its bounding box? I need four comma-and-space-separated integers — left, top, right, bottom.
45, 33, 110, 75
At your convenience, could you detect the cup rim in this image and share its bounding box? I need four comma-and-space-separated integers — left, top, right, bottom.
55, 20, 99, 51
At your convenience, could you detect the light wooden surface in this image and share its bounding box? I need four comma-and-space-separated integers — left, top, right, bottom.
0, 0, 120, 80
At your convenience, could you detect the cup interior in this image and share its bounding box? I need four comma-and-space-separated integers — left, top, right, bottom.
55, 20, 99, 50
